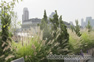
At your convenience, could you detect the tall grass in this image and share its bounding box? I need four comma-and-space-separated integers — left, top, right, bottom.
11, 27, 52, 62
68, 28, 94, 54
10, 28, 94, 61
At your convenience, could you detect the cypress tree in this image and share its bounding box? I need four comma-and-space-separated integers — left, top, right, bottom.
74, 20, 81, 37
50, 11, 69, 55
57, 15, 69, 54
40, 10, 48, 30
70, 25, 74, 32
43, 10, 48, 23
40, 10, 51, 40
86, 20, 92, 32
50, 10, 59, 31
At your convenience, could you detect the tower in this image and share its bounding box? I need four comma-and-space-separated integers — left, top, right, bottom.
81, 18, 84, 28
86, 17, 92, 25
22, 7, 29, 23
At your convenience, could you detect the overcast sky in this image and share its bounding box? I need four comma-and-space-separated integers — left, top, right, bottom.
5, 0, 94, 25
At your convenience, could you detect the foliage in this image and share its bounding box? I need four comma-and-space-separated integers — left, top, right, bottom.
6, 27, 94, 62
0, 0, 22, 62
43, 10, 48, 23
40, 10, 48, 30
11, 10, 70, 62
40, 10, 51, 40
11, 27, 60, 62
68, 29, 82, 54
10, 12, 21, 35
70, 25, 74, 32
74, 20, 81, 37
50, 10, 70, 55
50, 10, 59, 31
86, 20, 92, 32
68, 29, 94, 54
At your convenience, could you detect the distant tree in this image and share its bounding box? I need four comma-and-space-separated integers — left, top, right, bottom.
40, 10, 48, 30
86, 20, 92, 32
74, 20, 81, 37
70, 25, 74, 32
40, 10, 51, 40
43, 10, 48, 23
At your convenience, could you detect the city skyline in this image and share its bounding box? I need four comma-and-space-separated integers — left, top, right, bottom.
1, 0, 94, 25
20, 7, 94, 26
13, 0, 94, 25
81, 17, 94, 28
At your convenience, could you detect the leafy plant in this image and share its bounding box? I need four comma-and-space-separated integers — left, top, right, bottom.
0, 0, 22, 62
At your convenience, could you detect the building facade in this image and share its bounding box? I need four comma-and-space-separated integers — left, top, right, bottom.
21, 8, 41, 30
22, 18, 41, 29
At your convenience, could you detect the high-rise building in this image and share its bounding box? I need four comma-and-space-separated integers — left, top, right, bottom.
81, 17, 94, 28
22, 7, 29, 23
81, 18, 86, 28
21, 7, 41, 30
86, 17, 92, 25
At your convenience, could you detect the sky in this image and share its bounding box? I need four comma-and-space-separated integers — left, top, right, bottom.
2, 0, 94, 25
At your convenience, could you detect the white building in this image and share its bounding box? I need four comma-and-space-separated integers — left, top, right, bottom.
22, 18, 41, 29
21, 8, 41, 30
22, 7, 29, 23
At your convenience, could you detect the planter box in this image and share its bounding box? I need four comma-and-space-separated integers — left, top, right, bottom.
88, 57, 94, 62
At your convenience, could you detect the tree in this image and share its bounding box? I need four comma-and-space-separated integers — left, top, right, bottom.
74, 20, 81, 37
70, 25, 74, 32
0, 0, 22, 62
43, 10, 48, 23
50, 10, 59, 31
50, 10, 70, 55
40, 10, 51, 40
57, 15, 69, 54
40, 10, 48, 30
86, 20, 92, 32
